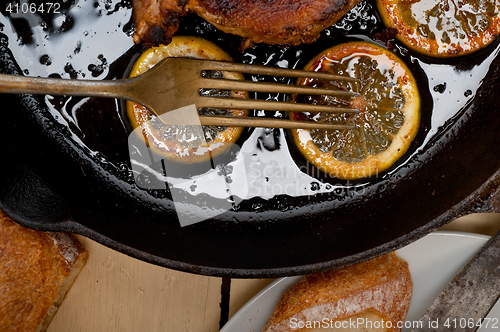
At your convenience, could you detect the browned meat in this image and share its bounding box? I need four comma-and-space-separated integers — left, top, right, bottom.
132, 0, 362, 47
132, 0, 187, 46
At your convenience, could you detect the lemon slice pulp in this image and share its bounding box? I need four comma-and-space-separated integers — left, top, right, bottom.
377, 0, 500, 57
290, 41, 420, 180
127, 36, 247, 164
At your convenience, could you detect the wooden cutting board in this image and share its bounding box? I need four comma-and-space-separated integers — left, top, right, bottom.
47, 213, 500, 332
47, 235, 222, 332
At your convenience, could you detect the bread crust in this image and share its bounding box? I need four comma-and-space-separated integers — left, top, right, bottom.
0, 210, 88, 332
263, 252, 412, 332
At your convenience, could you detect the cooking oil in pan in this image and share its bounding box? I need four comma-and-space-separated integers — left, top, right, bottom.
0, 0, 498, 206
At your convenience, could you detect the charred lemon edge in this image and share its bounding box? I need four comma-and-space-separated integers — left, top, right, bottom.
127, 36, 248, 164
377, 0, 500, 57
290, 41, 421, 180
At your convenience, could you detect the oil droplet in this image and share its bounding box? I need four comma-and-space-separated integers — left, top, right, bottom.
252, 203, 263, 210
433, 83, 446, 93
310, 182, 321, 191
39, 54, 52, 66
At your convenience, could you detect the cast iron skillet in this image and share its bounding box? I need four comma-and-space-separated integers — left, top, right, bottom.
1, 1, 500, 277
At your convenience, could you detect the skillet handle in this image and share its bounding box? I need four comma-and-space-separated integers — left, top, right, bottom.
0, 164, 71, 228
0, 92, 71, 228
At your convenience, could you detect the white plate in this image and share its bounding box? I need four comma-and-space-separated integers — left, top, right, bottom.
221, 231, 500, 332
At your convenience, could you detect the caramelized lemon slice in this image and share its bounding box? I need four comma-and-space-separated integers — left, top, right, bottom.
377, 0, 500, 57
290, 41, 420, 180
127, 36, 247, 164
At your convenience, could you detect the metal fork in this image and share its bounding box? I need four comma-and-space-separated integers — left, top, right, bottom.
0, 57, 359, 130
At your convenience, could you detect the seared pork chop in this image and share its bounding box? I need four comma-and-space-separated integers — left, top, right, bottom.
132, 0, 362, 47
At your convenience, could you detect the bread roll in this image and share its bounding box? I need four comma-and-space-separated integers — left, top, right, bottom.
263, 252, 412, 332
0, 209, 88, 332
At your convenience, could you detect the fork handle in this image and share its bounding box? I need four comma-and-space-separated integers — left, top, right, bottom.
0, 73, 128, 99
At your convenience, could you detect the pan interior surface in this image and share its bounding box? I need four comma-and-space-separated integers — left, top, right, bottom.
0, 1, 500, 277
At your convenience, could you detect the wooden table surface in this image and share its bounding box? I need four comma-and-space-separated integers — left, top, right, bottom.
46, 213, 500, 332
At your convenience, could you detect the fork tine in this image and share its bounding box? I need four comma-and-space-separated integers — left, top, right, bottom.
196, 96, 358, 114
191, 58, 359, 82
198, 115, 354, 129
200, 78, 357, 97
